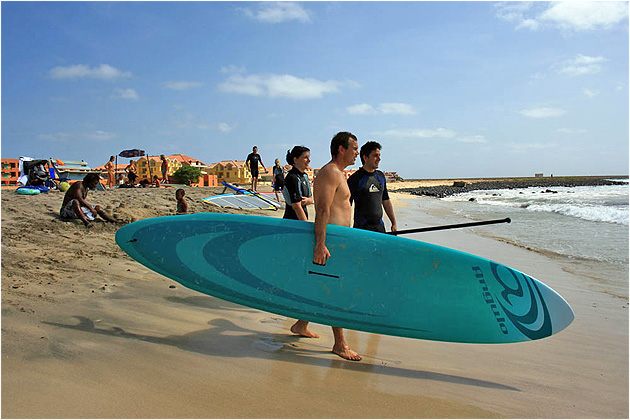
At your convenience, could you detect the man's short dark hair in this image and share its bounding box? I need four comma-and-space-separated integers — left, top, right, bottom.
330, 132, 357, 158
360, 141, 382, 165
83, 173, 101, 186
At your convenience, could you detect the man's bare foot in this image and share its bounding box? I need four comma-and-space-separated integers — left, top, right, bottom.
332, 344, 362, 361
84, 221, 94, 228
290, 321, 320, 338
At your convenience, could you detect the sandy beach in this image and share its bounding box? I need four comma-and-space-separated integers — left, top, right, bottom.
1, 182, 628, 418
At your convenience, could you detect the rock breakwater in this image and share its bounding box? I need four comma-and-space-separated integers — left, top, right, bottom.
393, 176, 627, 198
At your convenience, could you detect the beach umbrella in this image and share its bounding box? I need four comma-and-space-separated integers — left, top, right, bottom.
119, 149, 145, 158
117, 149, 154, 183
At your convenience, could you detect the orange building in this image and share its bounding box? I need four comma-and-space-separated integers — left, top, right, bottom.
95, 154, 217, 187
1, 158, 20, 186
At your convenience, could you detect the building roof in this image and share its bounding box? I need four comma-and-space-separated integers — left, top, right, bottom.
208, 160, 246, 169
168, 154, 207, 166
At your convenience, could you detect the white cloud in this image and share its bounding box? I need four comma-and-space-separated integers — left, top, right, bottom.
240, 2, 311, 23
494, 2, 534, 23
49, 64, 132, 80
539, 2, 629, 31
85, 130, 117, 141
219, 72, 344, 99
217, 123, 233, 133
496, 1, 628, 32
458, 135, 488, 144
557, 128, 587, 134
516, 18, 541, 31
347, 102, 417, 115
558, 54, 606, 76
519, 107, 567, 118
163, 81, 204, 90
379, 103, 417, 115
582, 88, 600, 98
372, 128, 457, 139
112, 88, 139, 100
347, 103, 377, 115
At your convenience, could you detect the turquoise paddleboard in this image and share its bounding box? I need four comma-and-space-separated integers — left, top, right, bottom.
115, 213, 574, 344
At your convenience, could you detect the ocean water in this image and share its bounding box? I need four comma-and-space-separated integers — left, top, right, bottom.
397, 180, 629, 298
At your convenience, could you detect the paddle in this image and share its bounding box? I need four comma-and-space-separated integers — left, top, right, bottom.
387, 217, 511, 235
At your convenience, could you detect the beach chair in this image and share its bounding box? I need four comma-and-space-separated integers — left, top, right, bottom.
18, 157, 57, 188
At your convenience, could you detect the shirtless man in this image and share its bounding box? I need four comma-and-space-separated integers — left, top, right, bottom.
291, 131, 362, 361
60, 173, 121, 227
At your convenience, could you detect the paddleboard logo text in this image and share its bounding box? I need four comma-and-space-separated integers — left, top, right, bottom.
472, 264, 552, 340
472, 266, 509, 335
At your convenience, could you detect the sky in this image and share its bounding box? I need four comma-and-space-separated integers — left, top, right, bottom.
1, 1, 628, 179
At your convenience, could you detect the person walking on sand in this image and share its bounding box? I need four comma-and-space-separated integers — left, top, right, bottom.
291, 131, 362, 361
347, 141, 397, 233
245, 146, 266, 192
273, 158, 286, 203
59, 173, 121, 228
160, 155, 169, 182
104, 156, 115, 189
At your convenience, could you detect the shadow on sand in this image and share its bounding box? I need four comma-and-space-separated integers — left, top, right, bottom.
44, 315, 519, 392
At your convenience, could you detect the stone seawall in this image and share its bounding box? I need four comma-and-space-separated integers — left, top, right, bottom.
393, 176, 627, 198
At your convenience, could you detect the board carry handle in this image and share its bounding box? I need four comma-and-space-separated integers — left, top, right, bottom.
388, 218, 511, 236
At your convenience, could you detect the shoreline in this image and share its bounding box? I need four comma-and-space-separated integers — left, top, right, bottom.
390, 175, 628, 198
2, 185, 628, 418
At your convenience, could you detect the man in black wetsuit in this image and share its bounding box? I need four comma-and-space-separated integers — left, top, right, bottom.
245, 146, 266, 191
347, 141, 397, 233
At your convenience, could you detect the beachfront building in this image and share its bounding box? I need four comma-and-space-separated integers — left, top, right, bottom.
167, 154, 217, 186
206, 160, 251, 184
1, 158, 20, 186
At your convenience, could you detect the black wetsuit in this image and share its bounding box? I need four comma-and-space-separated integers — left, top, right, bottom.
282, 167, 311, 220
246, 153, 262, 177
347, 167, 389, 232
273, 165, 285, 191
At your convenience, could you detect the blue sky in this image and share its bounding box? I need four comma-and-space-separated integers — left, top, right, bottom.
1, 1, 628, 179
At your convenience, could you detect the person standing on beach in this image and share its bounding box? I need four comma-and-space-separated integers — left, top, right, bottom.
160, 155, 169, 182
272, 158, 286, 203
292, 131, 362, 361
104, 156, 115, 189
347, 141, 397, 233
282, 147, 312, 221
59, 173, 121, 227
245, 146, 266, 192
126, 160, 138, 186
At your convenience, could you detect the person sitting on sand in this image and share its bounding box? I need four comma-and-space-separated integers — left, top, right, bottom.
59, 173, 121, 228
152, 175, 161, 187
176, 188, 188, 214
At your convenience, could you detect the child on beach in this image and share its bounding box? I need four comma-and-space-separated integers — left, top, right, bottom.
152, 175, 161, 187
59, 173, 121, 228
176, 189, 188, 214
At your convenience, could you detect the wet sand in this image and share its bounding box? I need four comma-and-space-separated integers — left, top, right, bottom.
1, 182, 627, 418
